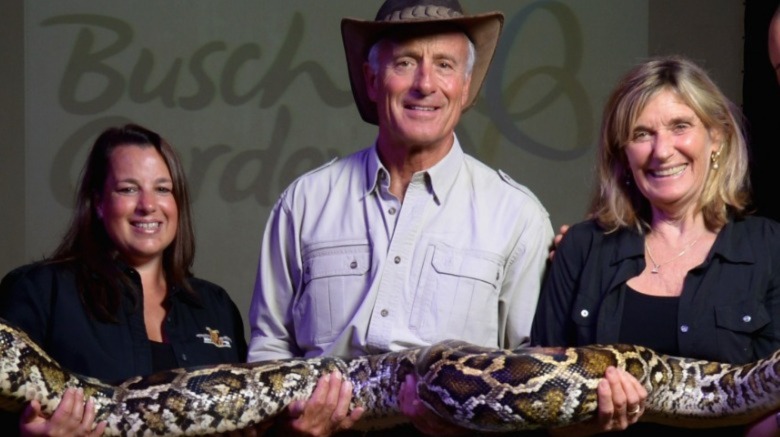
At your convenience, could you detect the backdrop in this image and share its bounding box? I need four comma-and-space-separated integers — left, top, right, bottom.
0, 0, 743, 337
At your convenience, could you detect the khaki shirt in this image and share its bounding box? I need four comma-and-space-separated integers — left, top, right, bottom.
248, 137, 553, 361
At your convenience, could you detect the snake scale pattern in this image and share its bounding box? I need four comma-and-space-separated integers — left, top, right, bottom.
1, 318, 780, 435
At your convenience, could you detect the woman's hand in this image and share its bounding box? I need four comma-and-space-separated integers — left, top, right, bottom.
275, 370, 364, 437
398, 374, 470, 436
548, 366, 647, 436
20, 387, 107, 437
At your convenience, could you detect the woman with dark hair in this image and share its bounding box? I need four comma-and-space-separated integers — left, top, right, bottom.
533, 56, 780, 436
0, 124, 248, 435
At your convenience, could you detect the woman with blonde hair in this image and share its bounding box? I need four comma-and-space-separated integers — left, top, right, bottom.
533, 56, 780, 435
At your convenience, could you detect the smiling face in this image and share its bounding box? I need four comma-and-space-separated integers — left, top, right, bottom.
365, 31, 472, 154
624, 89, 721, 217
97, 145, 178, 267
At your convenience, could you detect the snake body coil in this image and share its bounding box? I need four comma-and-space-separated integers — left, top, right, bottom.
1, 319, 779, 435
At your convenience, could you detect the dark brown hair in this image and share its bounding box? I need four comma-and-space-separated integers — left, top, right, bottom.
51, 124, 195, 322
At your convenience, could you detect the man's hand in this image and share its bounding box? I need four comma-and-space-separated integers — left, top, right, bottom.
398, 374, 470, 437
548, 224, 570, 261
277, 370, 364, 437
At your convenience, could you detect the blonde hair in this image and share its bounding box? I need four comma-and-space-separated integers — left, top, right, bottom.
590, 56, 750, 232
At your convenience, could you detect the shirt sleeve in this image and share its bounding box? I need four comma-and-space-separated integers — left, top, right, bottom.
498, 203, 554, 350
0, 264, 52, 348
247, 194, 302, 362
531, 222, 591, 348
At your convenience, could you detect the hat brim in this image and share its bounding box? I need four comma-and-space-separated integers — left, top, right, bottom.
341, 12, 503, 125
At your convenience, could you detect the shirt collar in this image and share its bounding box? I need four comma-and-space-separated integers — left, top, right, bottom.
167, 282, 203, 307
364, 135, 464, 203
425, 135, 463, 204
610, 227, 646, 266
115, 260, 203, 307
608, 217, 755, 266
708, 218, 755, 264
366, 142, 385, 195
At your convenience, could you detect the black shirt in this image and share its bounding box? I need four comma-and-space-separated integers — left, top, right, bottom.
0, 260, 247, 432
532, 216, 780, 434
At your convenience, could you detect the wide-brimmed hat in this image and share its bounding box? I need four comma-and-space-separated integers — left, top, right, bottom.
341, 0, 504, 125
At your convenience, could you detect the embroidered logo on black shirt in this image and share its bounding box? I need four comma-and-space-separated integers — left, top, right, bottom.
197, 327, 232, 348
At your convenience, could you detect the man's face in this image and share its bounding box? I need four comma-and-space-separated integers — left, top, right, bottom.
769, 11, 780, 84
365, 31, 472, 151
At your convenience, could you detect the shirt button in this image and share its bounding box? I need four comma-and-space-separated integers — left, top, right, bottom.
181, 353, 188, 361
394, 256, 401, 264
580, 309, 589, 318
388, 207, 397, 215
350, 261, 358, 269
380, 309, 389, 317
680, 325, 689, 333
742, 315, 752, 323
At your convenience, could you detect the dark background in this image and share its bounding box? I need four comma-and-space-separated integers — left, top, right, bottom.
0, 2, 775, 323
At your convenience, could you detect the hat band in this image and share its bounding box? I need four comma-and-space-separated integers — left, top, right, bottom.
381, 6, 464, 22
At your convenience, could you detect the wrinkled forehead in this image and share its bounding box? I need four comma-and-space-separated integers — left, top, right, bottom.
631, 88, 687, 120
377, 31, 471, 68
622, 86, 722, 145
616, 87, 678, 143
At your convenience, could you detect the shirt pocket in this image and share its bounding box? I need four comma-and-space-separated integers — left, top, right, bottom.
714, 301, 770, 356
409, 243, 503, 345
296, 241, 370, 345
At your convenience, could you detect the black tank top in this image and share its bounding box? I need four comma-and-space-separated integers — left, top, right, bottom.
614, 285, 743, 435
618, 284, 679, 356
149, 340, 178, 372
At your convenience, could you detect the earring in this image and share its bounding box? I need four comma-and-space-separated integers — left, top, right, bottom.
710, 149, 722, 170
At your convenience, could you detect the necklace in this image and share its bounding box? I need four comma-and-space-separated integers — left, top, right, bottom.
644, 237, 701, 274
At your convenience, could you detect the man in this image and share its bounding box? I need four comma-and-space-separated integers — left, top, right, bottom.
742, 7, 780, 436
769, 4, 780, 83
248, 0, 553, 435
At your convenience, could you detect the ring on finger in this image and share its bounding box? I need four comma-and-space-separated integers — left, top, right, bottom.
627, 406, 641, 416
